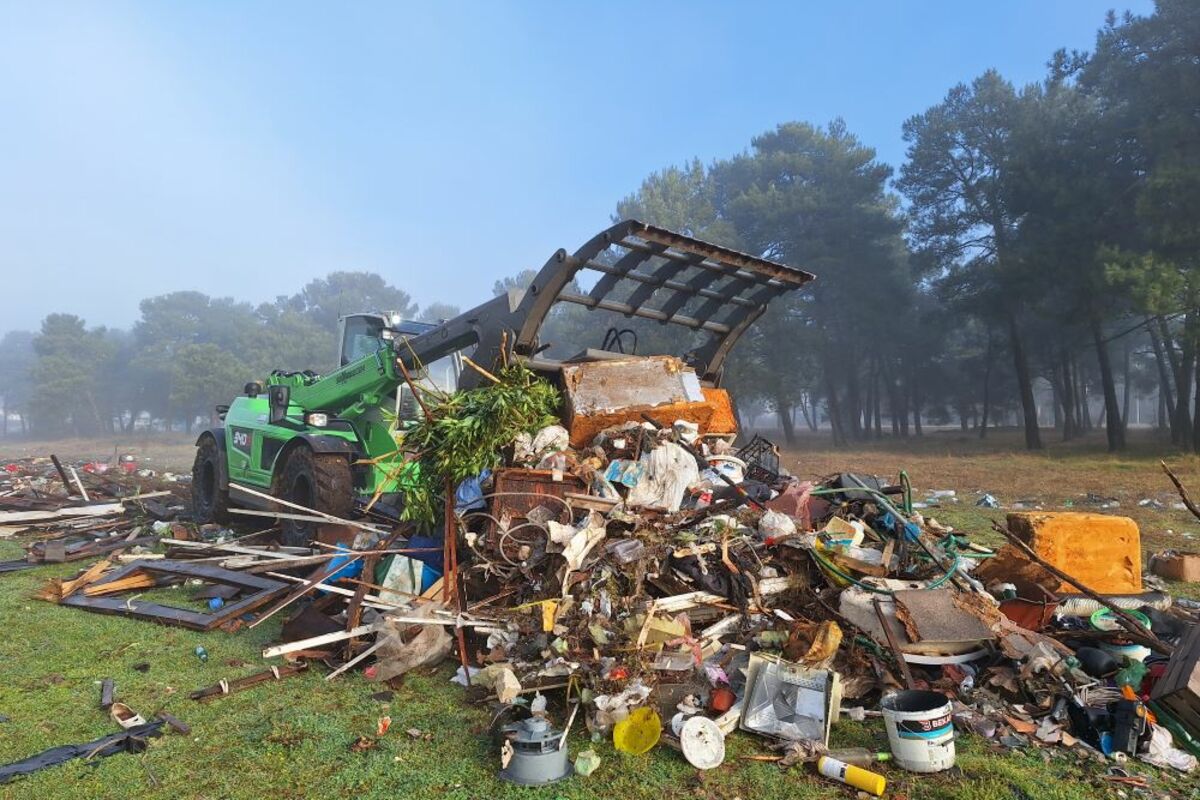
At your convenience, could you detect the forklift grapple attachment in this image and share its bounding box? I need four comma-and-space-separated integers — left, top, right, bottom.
400, 219, 814, 387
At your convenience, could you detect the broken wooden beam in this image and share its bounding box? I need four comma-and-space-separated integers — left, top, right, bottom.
189, 663, 309, 701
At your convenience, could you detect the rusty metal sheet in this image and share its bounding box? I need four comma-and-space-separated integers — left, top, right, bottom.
562, 356, 703, 415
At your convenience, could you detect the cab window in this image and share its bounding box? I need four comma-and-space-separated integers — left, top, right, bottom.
340, 316, 386, 366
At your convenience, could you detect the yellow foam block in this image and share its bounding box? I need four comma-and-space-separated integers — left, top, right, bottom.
1007, 511, 1142, 594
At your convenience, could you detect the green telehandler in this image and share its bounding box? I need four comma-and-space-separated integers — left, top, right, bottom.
190, 220, 813, 545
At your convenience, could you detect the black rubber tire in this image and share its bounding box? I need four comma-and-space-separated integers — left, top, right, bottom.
191, 435, 230, 524
277, 447, 353, 547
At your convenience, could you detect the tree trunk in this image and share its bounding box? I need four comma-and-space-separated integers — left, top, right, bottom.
1091, 317, 1125, 451
1193, 370, 1200, 453
1162, 314, 1194, 447
872, 375, 883, 437
862, 366, 874, 437
910, 363, 923, 436
1075, 356, 1091, 431
846, 363, 863, 441
1148, 320, 1177, 433
798, 393, 815, 432
1122, 339, 1132, 434
1059, 352, 1078, 440
775, 398, 796, 446
1007, 313, 1043, 450
979, 335, 993, 440
820, 353, 846, 446
1179, 349, 1196, 451
1181, 314, 1199, 451
1050, 377, 1062, 431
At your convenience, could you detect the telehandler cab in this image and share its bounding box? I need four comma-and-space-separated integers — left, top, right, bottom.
190, 220, 813, 544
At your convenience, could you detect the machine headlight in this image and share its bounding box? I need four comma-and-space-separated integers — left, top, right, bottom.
305, 412, 329, 427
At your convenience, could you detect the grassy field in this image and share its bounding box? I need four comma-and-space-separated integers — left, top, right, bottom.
0, 429, 1198, 799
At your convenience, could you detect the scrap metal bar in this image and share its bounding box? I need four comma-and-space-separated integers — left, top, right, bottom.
558, 292, 731, 333
874, 597, 916, 689
630, 223, 815, 286
581, 258, 760, 309
615, 237, 787, 291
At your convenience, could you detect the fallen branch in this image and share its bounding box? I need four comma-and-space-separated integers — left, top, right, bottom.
1160, 460, 1200, 522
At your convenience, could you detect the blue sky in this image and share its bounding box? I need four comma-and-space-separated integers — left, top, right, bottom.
0, 0, 1154, 335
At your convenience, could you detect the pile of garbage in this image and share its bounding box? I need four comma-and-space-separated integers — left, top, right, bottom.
3, 357, 1200, 794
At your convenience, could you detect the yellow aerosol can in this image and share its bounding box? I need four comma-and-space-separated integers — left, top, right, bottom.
816, 755, 887, 796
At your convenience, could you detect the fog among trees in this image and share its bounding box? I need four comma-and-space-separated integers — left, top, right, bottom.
1, 2, 1196, 452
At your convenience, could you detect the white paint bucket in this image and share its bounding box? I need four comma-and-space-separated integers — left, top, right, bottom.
880, 690, 955, 773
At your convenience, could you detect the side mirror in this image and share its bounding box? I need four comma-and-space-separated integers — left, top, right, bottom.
244, 381, 263, 398
267, 385, 291, 425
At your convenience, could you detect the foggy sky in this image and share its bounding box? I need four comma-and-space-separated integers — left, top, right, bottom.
0, 0, 1154, 336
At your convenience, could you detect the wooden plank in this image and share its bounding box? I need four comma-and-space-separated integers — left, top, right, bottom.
0, 503, 124, 524
326, 639, 384, 681
190, 663, 309, 701
66, 466, 90, 502
263, 624, 380, 658
262, 572, 406, 610
83, 573, 159, 596
652, 575, 798, 613
563, 492, 618, 513
228, 484, 388, 535
247, 525, 411, 629
50, 454, 76, 496
160, 539, 311, 560
60, 559, 114, 599
344, 551, 381, 658
155, 711, 191, 735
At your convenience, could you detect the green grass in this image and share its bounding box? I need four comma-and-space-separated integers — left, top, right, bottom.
2, 430, 1200, 797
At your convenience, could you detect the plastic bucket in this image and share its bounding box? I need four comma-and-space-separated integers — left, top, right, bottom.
880, 690, 955, 772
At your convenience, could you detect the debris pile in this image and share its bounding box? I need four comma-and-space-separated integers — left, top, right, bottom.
3, 361, 1200, 793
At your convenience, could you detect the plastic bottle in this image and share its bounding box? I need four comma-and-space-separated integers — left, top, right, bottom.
194, 645, 208, 663
825, 748, 891, 767
816, 756, 886, 797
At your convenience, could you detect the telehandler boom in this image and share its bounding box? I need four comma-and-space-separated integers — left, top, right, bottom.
191, 220, 813, 544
